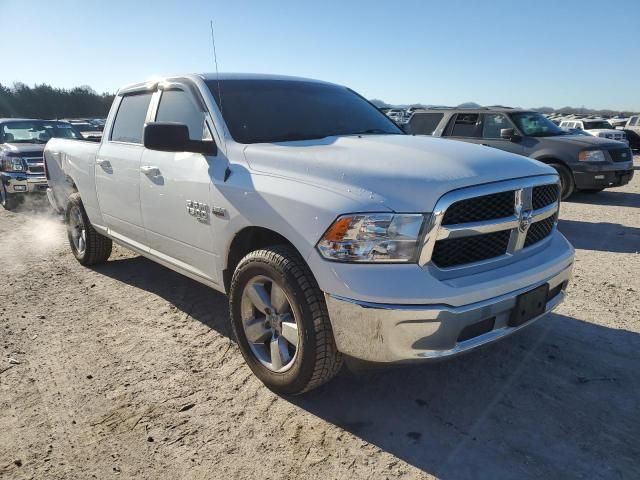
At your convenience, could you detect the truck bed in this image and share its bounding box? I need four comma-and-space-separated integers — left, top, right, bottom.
45, 138, 100, 221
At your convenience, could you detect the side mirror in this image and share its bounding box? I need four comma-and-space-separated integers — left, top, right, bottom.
500, 128, 521, 142
144, 122, 217, 155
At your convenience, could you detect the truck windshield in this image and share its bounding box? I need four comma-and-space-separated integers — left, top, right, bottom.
583, 121, 614, 130
509, 112, 566, 137
206, 79, 403, 144
0, 121, 83, 144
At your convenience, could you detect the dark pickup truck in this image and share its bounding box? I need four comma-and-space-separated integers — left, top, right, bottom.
405, 108, 634, 199
0, 119, 83, 209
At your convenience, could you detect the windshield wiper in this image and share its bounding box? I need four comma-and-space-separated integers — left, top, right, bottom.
348, 128, 399, 135
267, 132, 330, 142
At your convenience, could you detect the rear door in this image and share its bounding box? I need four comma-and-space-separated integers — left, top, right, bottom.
139, 84, 219, 282
95, 91, 153, 247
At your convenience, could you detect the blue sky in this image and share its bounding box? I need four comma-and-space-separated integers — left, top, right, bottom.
0, 0, 637, 111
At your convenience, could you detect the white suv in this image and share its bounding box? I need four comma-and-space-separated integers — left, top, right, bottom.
560, 119, 628, 144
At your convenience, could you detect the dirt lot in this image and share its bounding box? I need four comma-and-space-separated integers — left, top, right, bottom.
1, 158, 639, 480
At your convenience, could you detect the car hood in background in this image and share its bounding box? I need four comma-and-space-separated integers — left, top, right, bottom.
538, 134, 624, 150
243, 134, 555, 212
585, 129, 626, 136
1, 143, 46, 155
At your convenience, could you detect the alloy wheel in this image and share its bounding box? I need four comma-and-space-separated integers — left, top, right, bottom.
68, 205, 87, 255
240, 275, 300, 372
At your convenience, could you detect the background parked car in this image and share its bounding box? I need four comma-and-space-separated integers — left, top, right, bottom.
0, 119, 83, 209
559, 119, 628, 144
385, 108, 405, 124
621, 115, 640, 150
62, 120, 103, 140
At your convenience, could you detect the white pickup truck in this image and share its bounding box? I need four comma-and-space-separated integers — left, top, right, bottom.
45, 73, 575, 394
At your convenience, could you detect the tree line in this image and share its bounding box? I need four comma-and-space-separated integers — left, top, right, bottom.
0, 83, 115, 119
370, 98, 637, 117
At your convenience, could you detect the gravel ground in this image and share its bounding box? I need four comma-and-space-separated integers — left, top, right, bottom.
1, 157, 639, 479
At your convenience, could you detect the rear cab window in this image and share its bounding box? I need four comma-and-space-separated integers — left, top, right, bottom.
407, 112, 444, 135
110, 93, 153, 144
444, 113, 480, 138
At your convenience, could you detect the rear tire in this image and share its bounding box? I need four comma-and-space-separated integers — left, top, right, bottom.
0, 183, 17, 210
549, 163, 575, 200
65, 193, 112, 266
229, 245, 343, 395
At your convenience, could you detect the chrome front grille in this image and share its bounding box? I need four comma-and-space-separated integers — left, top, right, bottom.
432, 229, 511, 267
532, 184, 560, 210
524, 213, 557, 248
24, 156, 45, 175
419, 176, 560, 269
609, 148, 633, 163
442, 190, 515, 225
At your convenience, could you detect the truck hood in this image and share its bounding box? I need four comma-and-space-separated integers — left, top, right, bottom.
1, 143, 46, 155
586, 129, 622, 135
537, 134, 623, 150
243, 135, 554, 212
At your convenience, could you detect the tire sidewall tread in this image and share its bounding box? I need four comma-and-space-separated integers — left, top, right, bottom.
229, 245, 342, 395
65, 193, 112, 266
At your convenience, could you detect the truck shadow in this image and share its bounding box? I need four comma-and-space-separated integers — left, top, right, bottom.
90, 256, 639, 478
292, 314, 640, 479
558, 219, 640, 253
91, 256, 234, 339
566, 190, 640, 208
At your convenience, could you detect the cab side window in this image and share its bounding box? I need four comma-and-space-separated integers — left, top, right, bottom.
447, 113, 480, 137
481, 114, 513, 139
156, 89, 209, 141
110, 93, 153, 144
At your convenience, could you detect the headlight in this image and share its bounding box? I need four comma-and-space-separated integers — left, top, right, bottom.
578, 150, 606, 162
317, 213, 427, 263
1, 157, 25, 172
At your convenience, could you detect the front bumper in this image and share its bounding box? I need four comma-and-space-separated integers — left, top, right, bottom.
325, 262, 572, 363
573, 167, 634, 189
1, 173, 48, 194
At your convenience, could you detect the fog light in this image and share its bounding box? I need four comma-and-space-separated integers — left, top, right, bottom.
594, 175, 605, 180
14, 185, 27, 192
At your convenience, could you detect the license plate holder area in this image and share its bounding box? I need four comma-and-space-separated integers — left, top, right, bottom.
509, 283, 549, 327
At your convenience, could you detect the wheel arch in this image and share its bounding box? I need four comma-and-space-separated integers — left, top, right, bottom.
223, 226, 305, 294
532, 155, 570, 169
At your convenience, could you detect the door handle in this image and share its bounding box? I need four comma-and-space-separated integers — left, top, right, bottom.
96, 158, 111, 167
140, 165, 161, 176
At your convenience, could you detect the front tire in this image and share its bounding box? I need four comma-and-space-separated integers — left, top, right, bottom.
0, 183, 17, 210
229, 245, 343, 395
65, 193, 112, 266
549, 163, 575, 200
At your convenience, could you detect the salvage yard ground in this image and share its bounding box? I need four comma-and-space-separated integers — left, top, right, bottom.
1, 156, 639, 479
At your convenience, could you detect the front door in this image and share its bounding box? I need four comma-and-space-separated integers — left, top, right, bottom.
471, 113, 525, 155
139, 86, 218, 282
95, 92, 153, 247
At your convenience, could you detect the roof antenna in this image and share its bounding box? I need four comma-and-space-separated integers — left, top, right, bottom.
210, 20, 223, 116
209, 20, 231, 182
